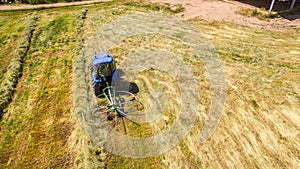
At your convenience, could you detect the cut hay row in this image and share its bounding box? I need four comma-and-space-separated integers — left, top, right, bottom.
0, 14, 38, 117
71, 9, 107, 168
0, 10, 88, 168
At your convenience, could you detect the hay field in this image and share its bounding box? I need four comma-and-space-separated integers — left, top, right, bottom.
0, 1, 299, 168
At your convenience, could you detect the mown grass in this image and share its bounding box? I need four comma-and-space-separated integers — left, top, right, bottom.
177, 19, 300, 168
237, 8, 279, 21
123, 1, 184, 14
0, 14, 38, 116
0, 0, 299, 168
0, 1, 185, 168
82, 3, 187, 168
0, 13, 28, 81
0, 8, 82, 169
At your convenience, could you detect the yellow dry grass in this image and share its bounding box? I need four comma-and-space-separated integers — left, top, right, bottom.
0, 1, 299, 168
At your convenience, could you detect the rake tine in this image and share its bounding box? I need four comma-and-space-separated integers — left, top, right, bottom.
82, 106, 108, 122
117, 106, 141, 124
122, 117, 127, 134
116, 109, 140, 126
86, 106, 107, 113
81, 112, 86, 121
113, 117, 119, 127
124, 117, 141, 126
119, 100, 138, 106
101, 112, 112, 122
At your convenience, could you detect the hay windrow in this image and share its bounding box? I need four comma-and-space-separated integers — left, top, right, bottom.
0, 14, 38, 117
71, 9, 107, 168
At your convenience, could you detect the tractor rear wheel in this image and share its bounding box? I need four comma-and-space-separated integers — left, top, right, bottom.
93, 82, 102, 97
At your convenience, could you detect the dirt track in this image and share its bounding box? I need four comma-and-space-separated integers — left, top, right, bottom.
0, 0, 110, 10
150, 0, 300, 30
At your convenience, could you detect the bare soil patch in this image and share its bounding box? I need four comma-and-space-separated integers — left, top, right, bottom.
149, 0, 300, 30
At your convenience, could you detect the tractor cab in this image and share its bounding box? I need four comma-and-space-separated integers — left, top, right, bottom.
91, 52, 117, 96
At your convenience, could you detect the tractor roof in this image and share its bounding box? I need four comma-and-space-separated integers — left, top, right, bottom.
92, 52, 113, 66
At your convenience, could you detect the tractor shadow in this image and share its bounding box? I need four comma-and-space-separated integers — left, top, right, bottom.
109, 69, 144, 129
112, 69, 139, 94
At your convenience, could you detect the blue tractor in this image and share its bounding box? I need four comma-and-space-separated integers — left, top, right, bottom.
90, 52, 117, 97
84, 52, 143, 133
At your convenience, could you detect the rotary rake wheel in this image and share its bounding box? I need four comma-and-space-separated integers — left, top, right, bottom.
83, 86, 143, 134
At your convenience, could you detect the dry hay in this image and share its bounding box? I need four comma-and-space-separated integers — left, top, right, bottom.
80, 11, 225, 159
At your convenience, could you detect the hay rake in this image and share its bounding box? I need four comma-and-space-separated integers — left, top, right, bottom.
82, 52, 143, 133
82, 85, 142, 133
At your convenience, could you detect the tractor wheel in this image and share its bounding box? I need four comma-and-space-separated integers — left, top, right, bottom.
93, 82, 102, 97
